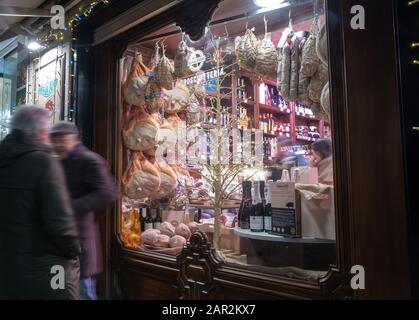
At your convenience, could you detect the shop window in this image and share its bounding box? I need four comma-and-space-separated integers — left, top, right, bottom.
0, 50, 17, 140
119, 0, 334, 281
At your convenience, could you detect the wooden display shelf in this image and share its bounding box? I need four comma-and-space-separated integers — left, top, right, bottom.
297, 137, 319, 143
189, 203, 240, 209
238, 99, 255, 105
263, 131, 291, 137
234, 228, 335, 244
263, 132, 278, 137
295, 114, 320, 121
259, 103, 291, 115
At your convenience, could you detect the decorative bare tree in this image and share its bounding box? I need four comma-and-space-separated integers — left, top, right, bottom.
191, 34, 264, 250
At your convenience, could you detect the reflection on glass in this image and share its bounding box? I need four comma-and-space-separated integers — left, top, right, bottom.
0, 49, 18, 140
119, 0, 335, 282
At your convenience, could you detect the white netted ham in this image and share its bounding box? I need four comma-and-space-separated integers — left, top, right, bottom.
122, 107, 160, 151
159, 221, 176, 237
169, 235, 187, 248
152, 234, 170, 248
175, 223, 191, 240
141, 229, 161, 245
122, 151, 161, 200
149, 158, 178, 199
162, 82, 191, 114
122, 53, 150, 106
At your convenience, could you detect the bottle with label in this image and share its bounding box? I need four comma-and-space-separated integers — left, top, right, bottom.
237, 78, 242, 99
145, 207, 153, 230
241, 78, 246, 100
183, 204, 191, 225
250, 181, 264, 232
264, 180, 273, 232
153, 206, 162, 229
260, 180, 266, 207
195, 208, 202, 223
140, 207, 147, 232
239, 181, 252, 229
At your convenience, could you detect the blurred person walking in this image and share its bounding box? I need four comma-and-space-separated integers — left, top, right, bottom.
0, 106, 81, 300
50, 122, 117, 300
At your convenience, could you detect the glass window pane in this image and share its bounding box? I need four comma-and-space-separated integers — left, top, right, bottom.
119, 0, 335, 282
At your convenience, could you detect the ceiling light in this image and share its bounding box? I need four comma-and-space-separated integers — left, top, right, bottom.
27, 41, 43, 51
254, 0, 286, 8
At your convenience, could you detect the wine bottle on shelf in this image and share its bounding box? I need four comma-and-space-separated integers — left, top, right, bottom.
195, 208, 202, 223
140, 207, 146, 232
145, 207, 153, 231
264, 84, 271, 105
264, 180, 273, 232
269, 87, 275, 106
241, 78, 246, 100
259, 84, 265, 104
239, 181, 252, 230
153, 206, 162, 229
250, 181, 264, 232
269, 114, 274, 133
260, 180, 266, 207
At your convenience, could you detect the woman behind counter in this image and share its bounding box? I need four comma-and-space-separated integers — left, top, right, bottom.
309, 138, 333, 185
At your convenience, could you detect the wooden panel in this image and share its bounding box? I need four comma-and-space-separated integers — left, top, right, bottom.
341, 0, 410, 299
120, 268, 179, 300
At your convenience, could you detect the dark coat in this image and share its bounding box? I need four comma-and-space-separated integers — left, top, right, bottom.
0, 130, 81, 300
61, 143, 117, 278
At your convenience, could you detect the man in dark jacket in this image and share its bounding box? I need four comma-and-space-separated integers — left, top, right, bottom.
50, 122, 117, 300
0, 106, 81, 300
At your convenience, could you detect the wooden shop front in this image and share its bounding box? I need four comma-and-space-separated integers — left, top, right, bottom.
79, 0, 412, 299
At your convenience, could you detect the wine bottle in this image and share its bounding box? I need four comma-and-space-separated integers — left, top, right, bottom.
239, 181, 251, 229
250, 181, 264, 232
140, 207, 147, 232
153, 206, 162, 229
237, 78, 242, 99
145, 207, 153, 230
264, 180, 273, 232
260, 180, 266, 207
195, 208, 202, 223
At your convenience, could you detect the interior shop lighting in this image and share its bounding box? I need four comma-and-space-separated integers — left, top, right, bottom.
27, 41, 44, 51
254, 0, 287, 8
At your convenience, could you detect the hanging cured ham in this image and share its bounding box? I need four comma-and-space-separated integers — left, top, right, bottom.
122, 107, 160, 151
162, 82, 191, 114
122, 152, 161, 200
150, 158, 178, 199
122, 53, 150, 107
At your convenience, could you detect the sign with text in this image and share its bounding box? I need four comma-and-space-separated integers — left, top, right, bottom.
270, 182, 301, 237
35, 50, 64, 123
